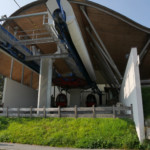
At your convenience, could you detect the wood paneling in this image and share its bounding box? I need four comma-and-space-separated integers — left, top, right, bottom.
0, 51, 11, 77
32, 72, 39, 90
12, 60, 22, 82
23, 66, 32, 87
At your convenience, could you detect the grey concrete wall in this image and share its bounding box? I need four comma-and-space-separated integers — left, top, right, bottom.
70, 87, 106, 107
70, 89, 81, 107
3, 78, 38, 108
119, 48, 145, 143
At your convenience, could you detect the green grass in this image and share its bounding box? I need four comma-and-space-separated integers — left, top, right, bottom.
142, 87, 150, 119
0, 117, 142, 149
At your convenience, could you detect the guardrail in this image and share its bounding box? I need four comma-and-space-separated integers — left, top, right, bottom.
0, 105, 133, 119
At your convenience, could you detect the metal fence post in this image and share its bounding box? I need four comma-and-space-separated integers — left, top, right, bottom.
58, 106, 61, 118
6, 107, 8, 117
75, 105, 77, 118
18, 107, 20, 117
113, 105, 116, 118
92, 105, 95, 118
30, 107, 32, 118
131, 104, 133, 120
43, 106, 46, 118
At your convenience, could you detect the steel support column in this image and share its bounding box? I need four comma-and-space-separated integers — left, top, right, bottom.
37, 58, 53, 108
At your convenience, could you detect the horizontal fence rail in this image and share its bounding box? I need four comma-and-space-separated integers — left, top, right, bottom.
0, 105, 133, 119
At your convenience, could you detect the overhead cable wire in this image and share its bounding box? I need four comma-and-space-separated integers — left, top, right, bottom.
14, 0, 21, 8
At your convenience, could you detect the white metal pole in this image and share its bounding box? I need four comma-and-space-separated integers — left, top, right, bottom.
47, 59, 53, 108
37, 58, 43, 109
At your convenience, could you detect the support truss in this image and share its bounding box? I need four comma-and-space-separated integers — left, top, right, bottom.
80, 6, 122, 80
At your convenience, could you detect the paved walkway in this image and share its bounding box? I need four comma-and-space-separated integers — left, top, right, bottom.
0, 143, 121, 150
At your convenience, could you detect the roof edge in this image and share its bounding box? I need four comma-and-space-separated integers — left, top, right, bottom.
3, 0, 150, 34
69, 0, 150, 34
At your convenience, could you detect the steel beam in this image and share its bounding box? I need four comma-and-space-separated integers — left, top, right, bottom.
86, 28, 110, 67
0, 12, 48, 22
86, 28, 120, 86
18, 32, 50, 38
0, 25, 32, 56
80, 7, 122, 80
91, 45, 116, 89
141, 80, 150, 84
90, 43, 120, 89
139, 39, 150, 61
15, 37, 55, 45
25, 53, 69, 61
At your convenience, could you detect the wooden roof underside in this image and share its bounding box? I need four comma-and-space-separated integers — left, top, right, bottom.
1, 0, 150, 89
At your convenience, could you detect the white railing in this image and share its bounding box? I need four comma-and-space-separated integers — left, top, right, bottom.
0, 105, 133, 119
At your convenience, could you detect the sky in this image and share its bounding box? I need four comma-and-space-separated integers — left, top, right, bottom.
91, 0, 150, 28
0, 0, 150, 28
0, 0, 36, 17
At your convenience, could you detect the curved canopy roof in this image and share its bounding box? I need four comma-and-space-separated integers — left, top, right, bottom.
0, 0, 150, 89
